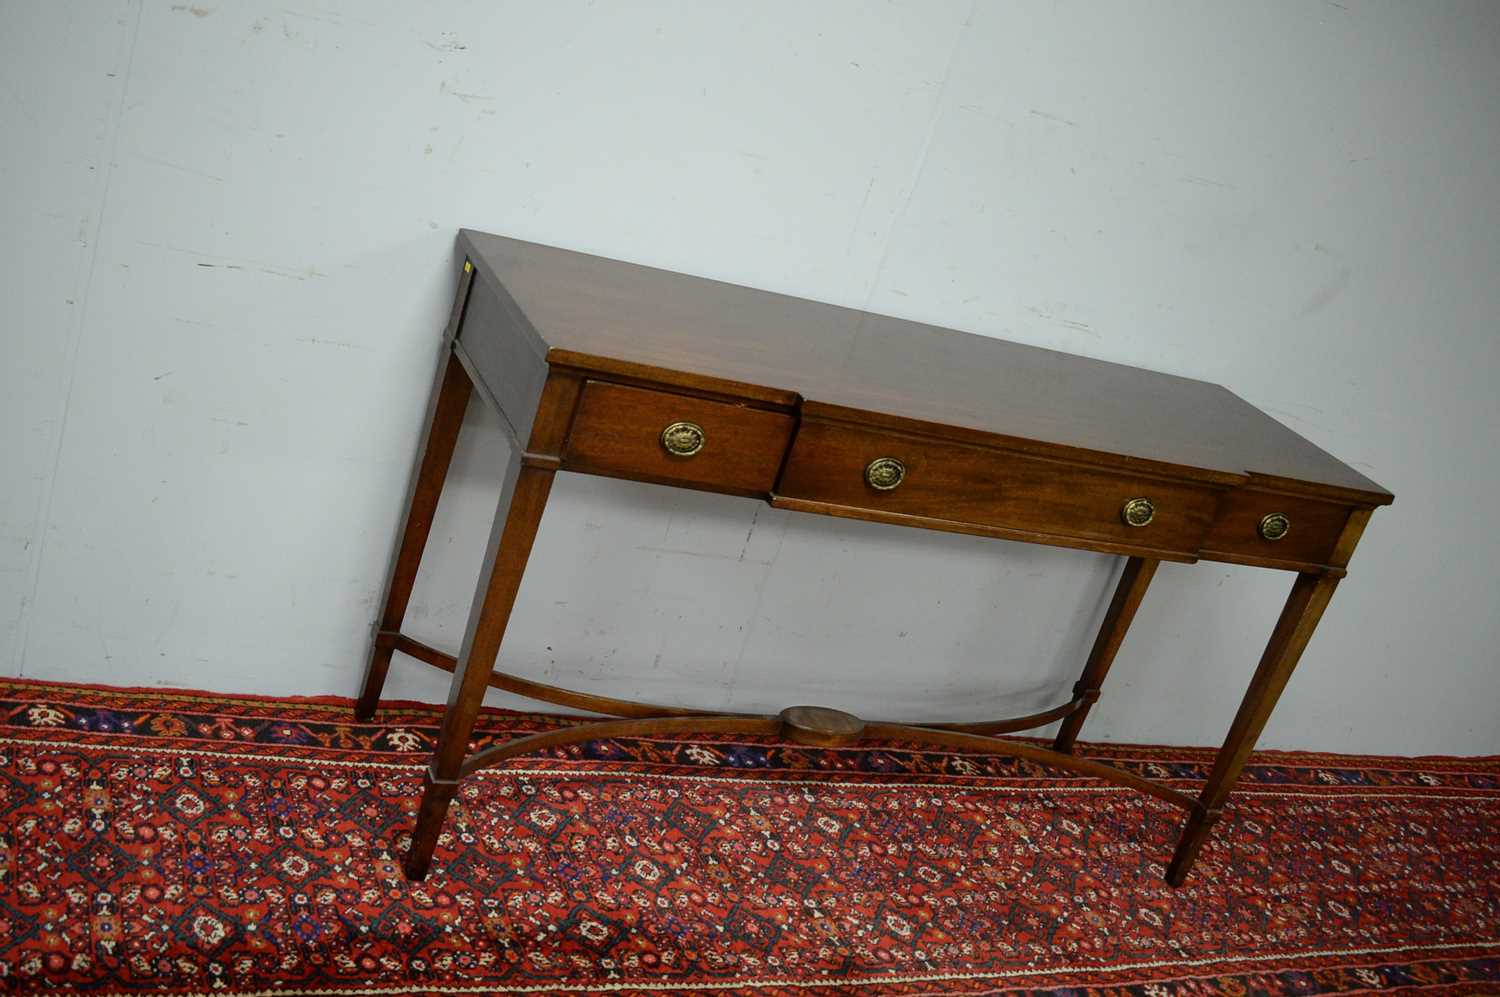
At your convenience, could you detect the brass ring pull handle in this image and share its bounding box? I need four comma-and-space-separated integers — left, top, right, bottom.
1258, 512, 1290, 541
1121, 497, 1155, 527
660, 421, 705, 457
865, 457, 906, 491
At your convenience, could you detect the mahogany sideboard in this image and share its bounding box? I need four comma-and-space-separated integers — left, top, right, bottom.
356, 229, 1393, 885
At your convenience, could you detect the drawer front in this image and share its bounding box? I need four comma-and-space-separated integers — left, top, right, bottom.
776, 421, 1223, 557
1199, 489, 1351, 568
562, 381, 794, 495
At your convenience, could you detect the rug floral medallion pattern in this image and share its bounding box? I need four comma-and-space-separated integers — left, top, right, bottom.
0, 678, 1495, 995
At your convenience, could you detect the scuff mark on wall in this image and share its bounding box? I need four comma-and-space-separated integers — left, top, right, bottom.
1028, 108, 1077, 127
296, 336, 373, 352
1179, 175, 1236, 189
1298, 268, 1352, 317
195, 261, 325, 280
439, 81, 494, 104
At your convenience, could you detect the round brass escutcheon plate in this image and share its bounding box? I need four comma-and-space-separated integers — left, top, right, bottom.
1258, 512, 1291, 541
1121, 497, 1155, 527
779, 705, 866, 747
660, 421, 705, 457
865, 456, 906, 491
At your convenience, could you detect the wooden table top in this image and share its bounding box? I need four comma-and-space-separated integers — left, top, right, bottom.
459, 230, 1391, 507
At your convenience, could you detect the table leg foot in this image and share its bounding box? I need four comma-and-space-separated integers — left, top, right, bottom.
404, 767, 460, 881
1166, 803, 1222, 886
355, 645, 392, 722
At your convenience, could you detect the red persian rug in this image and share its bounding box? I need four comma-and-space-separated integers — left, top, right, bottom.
0, 677, 1496, 995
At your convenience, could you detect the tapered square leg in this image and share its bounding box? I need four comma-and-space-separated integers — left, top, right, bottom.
403, 767, 460, 880
1053, 557, 1158, 754
356, 352, 473, 721
1166, 571, 1340, 885
403, 455, 556, 879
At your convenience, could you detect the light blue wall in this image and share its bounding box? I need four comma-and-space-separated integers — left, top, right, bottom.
4, 1, 1497, 753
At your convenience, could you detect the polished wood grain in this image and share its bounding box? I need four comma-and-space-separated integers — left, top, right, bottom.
861, 721, 1199, 812
779, 705, 867, 747
459, 229, 1392, 506
386, 631, 738, 720
452, 263, 550, 445
358, 236, 1391, 890
776, 418, 1225, 562
1199, 488, 1353, 572
923, 697, 1084, 736
460, 715, 783, 780
562, 380, 795, 496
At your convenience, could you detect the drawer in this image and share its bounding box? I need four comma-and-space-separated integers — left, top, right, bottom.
561, 380, 795, 495
774, 420, 1224, 559
1198, 489, 1352, 569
